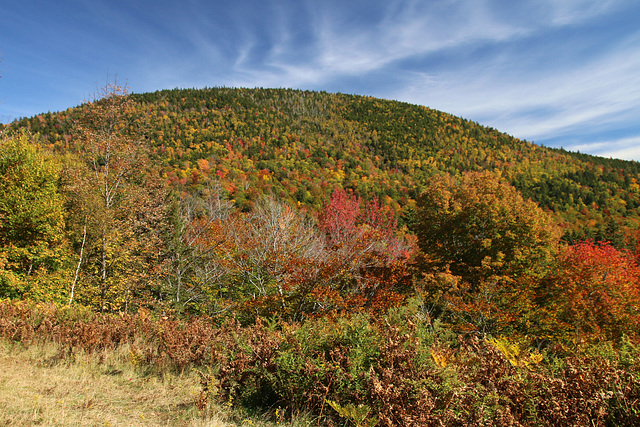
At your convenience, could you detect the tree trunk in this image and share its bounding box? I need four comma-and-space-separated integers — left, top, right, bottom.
69, 221, 87, 305
100, 233, 108, 312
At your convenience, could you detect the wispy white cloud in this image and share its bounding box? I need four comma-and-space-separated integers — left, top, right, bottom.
570, 136, 640, 161
294, 1, 528, 78
433, 42, 640, 138
378, 2, 640, 156
222, 0, 630, 92
544, 0, 623, 25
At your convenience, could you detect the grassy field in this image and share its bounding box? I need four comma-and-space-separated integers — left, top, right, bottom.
0, 340, 279, 427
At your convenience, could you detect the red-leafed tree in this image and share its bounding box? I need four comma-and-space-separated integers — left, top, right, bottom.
539, 240, 640, 342
313, 188, 413, 315
318, 188, 361, 246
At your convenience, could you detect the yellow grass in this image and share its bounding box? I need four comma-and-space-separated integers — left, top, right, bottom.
0, 340, 238, 426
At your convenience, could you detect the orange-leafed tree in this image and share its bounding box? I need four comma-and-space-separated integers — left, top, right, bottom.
539, 240, 640, 342
204, 189, 413, 321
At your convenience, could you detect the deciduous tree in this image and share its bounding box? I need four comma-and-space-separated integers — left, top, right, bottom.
539, 240, 640, 342
416, 171, 561, 284
164, 182, 233, 314
0, 131, 72, 301
221, 195, 326, 320
313, 188, 413, 315
66, 83, 171, 311
415, 171, 562, 333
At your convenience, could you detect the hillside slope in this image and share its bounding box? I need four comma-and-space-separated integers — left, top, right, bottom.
6, 87, 640, 243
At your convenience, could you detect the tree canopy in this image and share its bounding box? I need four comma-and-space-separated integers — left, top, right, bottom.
0, 131, 71, 301
416, 171, 562, 284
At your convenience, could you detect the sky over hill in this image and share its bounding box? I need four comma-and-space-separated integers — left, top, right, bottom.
1, 0, 639, 161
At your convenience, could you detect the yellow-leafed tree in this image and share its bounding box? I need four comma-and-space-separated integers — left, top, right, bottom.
0, 131, 72, 302
415, 171, 562, 334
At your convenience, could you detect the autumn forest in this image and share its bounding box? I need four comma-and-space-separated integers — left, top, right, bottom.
1, 85, 639, 425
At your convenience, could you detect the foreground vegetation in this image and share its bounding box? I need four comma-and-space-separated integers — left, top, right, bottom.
1, 300, 639, 426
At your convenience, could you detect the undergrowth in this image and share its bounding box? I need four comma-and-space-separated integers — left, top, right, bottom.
1, 299, 639, 426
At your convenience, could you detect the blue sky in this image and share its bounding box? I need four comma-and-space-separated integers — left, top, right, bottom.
2, 0, 639, 161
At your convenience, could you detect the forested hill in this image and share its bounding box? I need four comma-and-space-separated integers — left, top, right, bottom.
6, 87, 640, 244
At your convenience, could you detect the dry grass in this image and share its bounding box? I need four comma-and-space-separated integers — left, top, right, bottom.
0, 341, 236, 427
